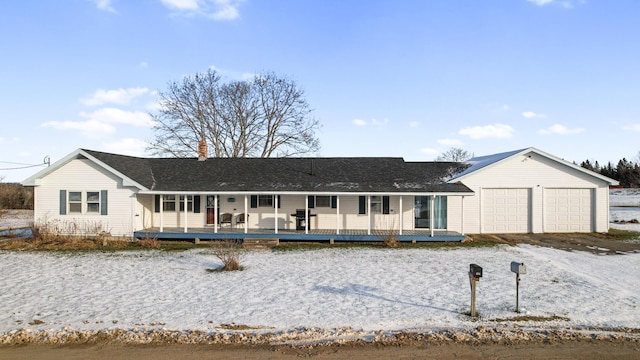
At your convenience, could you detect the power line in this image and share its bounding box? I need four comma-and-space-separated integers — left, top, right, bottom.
0, 156, 50, 171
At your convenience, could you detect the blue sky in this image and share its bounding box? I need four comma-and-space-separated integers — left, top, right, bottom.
1, 0, 639, 182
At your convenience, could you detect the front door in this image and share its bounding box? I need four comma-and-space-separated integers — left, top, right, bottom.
206, 196, 218, 225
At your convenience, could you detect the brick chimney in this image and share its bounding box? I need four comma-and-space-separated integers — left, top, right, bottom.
198, 139, 208, 161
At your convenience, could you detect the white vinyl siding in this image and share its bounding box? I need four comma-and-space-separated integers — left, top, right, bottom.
482, 188, 530, 233
33, 159, 136, 236
544, 188, 593, 232
460, 151, 611, 234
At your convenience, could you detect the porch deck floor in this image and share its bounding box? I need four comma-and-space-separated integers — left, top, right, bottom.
134, 227, 465, 242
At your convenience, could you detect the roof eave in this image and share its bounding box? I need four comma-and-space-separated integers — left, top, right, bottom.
449, 147, 619, 186
22, 149, 149, 190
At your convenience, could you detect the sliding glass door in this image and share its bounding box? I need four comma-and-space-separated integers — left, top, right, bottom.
414, 196, 447, 229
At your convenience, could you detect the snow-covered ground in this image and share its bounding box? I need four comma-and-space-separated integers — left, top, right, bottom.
1, 191, 639, 343
1, 244, 638, 341
610, 188, 640, 232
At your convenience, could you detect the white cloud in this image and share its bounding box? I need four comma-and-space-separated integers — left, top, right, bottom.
160, 0, 242, 20
459, 124, 514, 139
420, 148, 439, 155
437, 138, 463, 146
538, 123, 585, 135
527, 0, 554, 5
94, 0, 116, 13
527, 0, 583, 8
102, 138, 148, 156
42, 120, 116, 138
372, 118, 389, 126
41, 108, 154, 138
81, 87, 150, 106
622, 124, 640, 132
138, 61, 149, 68
408, 121, 419, 128
160, 0, 199, 10
522, 111, 547, 119
502, 104, 509, 111
80, 108, 155, 127
353, 119, 367, 126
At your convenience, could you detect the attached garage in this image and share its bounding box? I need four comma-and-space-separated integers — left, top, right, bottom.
450, 147, 618, 234
482, 188, 531, 233
544, 188, 593, 232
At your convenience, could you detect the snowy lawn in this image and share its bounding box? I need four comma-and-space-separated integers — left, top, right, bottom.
1, 245, 639, 336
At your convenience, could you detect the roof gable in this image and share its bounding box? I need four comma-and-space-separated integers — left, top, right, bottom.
449, 147, 619, 186
22, 149, 149, 189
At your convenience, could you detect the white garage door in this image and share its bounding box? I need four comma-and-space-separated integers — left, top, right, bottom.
482, 188, 530, 233
545, 188, 592, 232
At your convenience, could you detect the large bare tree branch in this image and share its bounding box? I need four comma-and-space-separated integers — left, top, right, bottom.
148, 69, 320, 158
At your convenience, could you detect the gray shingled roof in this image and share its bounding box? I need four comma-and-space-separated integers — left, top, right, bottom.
83, 149, 472, 194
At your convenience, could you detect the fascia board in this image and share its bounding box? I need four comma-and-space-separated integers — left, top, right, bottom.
22, 149, 149, 190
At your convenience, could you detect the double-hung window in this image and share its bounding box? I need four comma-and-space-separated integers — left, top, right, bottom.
370, 196, 382, 213
68, 192, 82, 213
258, 195, 273, 207
162, 195, 176, 212
62, 190, 107, 215
86, 192, 100, 213
179, 195, 193, 211
315, 196, 331, 208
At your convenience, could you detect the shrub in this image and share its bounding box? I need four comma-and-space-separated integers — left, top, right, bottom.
211, 240, 244, 271
383, 234, 399, 248
139, 234, 160, 249
378, 219, 399, 248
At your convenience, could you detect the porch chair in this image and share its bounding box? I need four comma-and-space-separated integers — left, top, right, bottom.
220, 213, 233, 228
235, 213, 248, 228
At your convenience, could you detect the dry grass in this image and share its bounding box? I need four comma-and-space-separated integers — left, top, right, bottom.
0, 219, 133, 251
138, 233, 160, 249
378, 219, 399, 248
210, 240, 244, 271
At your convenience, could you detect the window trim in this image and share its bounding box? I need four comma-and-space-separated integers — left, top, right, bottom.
179, 195, 194, 212
162, 195, 176, 212
63, 190, 106, 215
86, 191, 100, 213
315, 195, 331, 208
68, 191, 82, 214
258, 195, 273, 207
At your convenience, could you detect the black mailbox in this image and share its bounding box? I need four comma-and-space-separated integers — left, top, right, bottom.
470, 264, 483, 278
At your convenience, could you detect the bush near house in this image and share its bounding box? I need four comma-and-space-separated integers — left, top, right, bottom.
0, 182, 33, 210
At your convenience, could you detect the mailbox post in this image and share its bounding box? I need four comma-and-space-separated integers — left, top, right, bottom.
468, 264, 482, 317
510, 261, 526, 313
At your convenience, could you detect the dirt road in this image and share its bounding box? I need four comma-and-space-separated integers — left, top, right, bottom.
2, 341, 639, 360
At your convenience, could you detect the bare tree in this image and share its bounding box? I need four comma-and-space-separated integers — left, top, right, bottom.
435, 147, 474, 162
148, 69, 320, 158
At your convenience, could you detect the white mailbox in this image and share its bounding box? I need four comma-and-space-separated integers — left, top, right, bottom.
510, 261, 526, 274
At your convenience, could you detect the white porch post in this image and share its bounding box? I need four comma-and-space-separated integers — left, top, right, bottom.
159, 195, 164, 232
244, 195, 248, 234
305, 195, 309, 234
336, 195, 340, 235
399, 195, 403, 235
214, 195, 218, 233
461, 196, 465, 235
183, 195, 188, 233
274, 194, 279, 234
367, 195, 371, 235
430, 195, 435, 237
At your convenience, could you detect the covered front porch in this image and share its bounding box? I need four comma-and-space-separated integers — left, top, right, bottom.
136, 192, 472, 242
133, 227, 466, 242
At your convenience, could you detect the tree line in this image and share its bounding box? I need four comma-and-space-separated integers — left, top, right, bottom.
580, 157, 640, 188
0, 181, 33, 210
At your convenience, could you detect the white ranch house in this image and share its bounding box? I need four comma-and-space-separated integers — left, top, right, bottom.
22, 147, 617, 242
